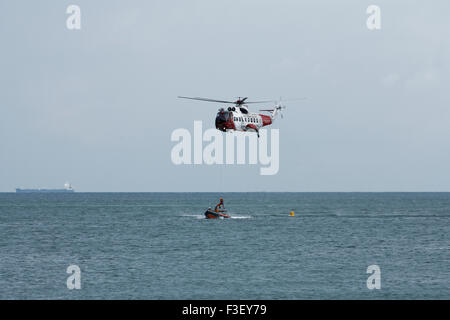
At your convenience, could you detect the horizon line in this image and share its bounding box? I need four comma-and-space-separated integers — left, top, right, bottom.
2, 191, 450, 193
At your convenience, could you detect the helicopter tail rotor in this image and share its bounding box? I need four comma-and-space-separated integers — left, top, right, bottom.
259, 97, 307, 119
275, 97, 286, 119
260, 98, 286, 119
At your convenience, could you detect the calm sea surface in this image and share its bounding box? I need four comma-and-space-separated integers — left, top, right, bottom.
0, 192, 448, 299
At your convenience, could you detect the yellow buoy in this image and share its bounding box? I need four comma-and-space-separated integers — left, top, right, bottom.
290, 211, 295, 217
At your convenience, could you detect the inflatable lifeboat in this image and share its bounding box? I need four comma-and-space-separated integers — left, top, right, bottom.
204, 208, 230, 219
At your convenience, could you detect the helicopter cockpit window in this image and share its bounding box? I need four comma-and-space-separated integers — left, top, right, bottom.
217, 111, 232, 120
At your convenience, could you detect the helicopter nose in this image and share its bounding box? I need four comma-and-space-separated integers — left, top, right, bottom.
215, 116, 224, 125
215, 115, 227, 131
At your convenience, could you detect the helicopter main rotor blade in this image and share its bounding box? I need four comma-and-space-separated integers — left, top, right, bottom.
247, 98, 307, 104
178, 96, 235, 104
278, 97, 307, 102
245, 100, 276, 104
178, 96, 275, 105
178, 96, 306, 105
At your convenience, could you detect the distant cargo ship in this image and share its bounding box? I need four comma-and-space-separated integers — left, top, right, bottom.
16, 183, 75, 193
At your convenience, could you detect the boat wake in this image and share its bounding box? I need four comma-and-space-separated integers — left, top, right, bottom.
229, 215, 252, 219
181, 214, 204, 219
180, 214, 252, 220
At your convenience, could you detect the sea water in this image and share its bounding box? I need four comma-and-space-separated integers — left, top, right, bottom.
0, 192, 448, 299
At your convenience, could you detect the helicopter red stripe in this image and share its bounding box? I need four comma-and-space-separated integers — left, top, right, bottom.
260, 114, 272, 126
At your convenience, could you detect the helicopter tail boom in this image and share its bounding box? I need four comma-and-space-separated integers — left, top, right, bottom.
260, 104, 285, 120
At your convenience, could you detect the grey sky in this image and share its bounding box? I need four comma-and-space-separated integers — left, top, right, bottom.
1, 0, 449, 192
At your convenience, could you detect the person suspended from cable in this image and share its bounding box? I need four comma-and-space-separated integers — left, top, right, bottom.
215, 197, 225, 212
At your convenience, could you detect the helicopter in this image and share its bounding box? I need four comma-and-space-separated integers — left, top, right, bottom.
178, 96, 297, 137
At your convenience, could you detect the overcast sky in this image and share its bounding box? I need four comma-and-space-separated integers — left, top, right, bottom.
1, 0, 449, 192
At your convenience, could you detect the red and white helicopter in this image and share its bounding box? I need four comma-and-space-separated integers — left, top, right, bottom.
178, 96, 298, 137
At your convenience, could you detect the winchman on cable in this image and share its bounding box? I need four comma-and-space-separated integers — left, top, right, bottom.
215, 197, 225, 212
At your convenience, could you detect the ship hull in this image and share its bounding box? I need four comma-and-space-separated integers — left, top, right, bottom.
16, 189, 75, 193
